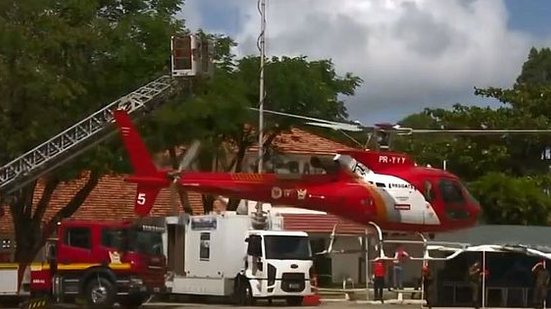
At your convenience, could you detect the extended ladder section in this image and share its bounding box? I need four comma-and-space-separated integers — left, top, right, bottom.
0, 75, 182, 194
0, 34, 213, 196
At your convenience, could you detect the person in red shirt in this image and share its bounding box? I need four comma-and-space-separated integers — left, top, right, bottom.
373, 259, 386, 303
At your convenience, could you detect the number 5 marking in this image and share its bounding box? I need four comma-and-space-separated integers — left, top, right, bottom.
137, 193, 146, 205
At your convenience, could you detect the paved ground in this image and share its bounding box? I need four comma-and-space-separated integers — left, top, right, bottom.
2, 299, 422, 309
140, 302, 421, 308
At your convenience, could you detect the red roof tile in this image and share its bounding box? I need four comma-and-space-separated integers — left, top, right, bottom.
282, 213, 369, 235
249, 128, 354, 155
0, 174, 204, 236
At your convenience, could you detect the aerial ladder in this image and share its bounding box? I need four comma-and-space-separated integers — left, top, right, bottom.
0, 34, 213, 203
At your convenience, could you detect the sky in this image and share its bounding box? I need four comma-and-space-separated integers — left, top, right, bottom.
178, 0, 551, 125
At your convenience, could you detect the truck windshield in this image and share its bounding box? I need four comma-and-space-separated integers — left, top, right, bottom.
264, 236, 311, 260
128, 230, 163, 256
101, 228, 163, 256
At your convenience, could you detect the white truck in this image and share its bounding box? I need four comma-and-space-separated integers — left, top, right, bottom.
163, 211, 314, 306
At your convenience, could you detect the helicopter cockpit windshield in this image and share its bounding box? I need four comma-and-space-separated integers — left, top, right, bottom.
333, 154, 372, 178
438, 178, 470, 219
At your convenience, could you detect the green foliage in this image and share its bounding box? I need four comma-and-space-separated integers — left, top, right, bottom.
229, 55, 362, 167
0, 0, 185, 179
396, 105, 551, 180
468, 173, 551, 225
0, 0, 186, 263
516, 47, 551, 86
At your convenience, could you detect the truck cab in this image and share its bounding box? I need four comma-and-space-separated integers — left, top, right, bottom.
164, 212, 314, 306
242, 230, 313, 305
31, 218, 167, 308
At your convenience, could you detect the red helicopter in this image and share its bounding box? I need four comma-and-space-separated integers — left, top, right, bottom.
113, 109, 488, 234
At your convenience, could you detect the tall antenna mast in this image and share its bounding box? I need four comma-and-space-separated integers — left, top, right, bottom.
253, 0, 267, 229
257, 0, 266, 174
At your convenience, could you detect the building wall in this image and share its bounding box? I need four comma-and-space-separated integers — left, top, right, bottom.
309, 233, 426, 287
331, 236, 363, 285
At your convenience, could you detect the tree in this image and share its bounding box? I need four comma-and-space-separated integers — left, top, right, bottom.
516, 47, 551, 86
0, 0, 185, 268
469, 172, 551, 225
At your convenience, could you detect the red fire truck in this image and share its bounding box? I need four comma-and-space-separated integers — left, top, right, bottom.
8, 218, 167, 308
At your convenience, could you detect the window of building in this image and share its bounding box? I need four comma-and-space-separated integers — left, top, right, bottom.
65, 228, 91, 249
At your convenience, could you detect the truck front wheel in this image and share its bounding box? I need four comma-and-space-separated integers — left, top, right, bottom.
84, 277, 116, 308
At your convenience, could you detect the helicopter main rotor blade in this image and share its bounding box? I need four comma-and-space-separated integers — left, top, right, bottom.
408, 129, 551, 135
249, 107, 364, 131
249, 107, 551, 136
303, 121, 365, 132
177, 140, 201, 173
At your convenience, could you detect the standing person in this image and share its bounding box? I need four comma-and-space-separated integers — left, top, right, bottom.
468, 261, 482, 309
373, 259, 386, 303
393, 245, 410, 289
423, 264, 433, 309
532, 260, 549, 309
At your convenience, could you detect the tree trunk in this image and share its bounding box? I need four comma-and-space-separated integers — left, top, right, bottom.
10, 171, 100, 286
225, 130, 252, 211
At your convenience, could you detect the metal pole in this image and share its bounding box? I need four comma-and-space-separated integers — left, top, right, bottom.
545, 260, 547, 309
482, 250, 486, 308
255, 0, 266, 221
257, 0, 266, 175
365, 228, 370, 300
443, 159, 447, 170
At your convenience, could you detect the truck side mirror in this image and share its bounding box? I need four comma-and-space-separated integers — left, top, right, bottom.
247, 235, 262, 257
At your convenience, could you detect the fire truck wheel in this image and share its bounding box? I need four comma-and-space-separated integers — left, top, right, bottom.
286, 296, 303, 306
84, 277, 116, 308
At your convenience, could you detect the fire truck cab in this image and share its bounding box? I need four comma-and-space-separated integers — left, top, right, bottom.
30, 218, 166, 308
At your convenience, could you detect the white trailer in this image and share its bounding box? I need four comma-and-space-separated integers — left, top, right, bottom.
163, 212, 314, 306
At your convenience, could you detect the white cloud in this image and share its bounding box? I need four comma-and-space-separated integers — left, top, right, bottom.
182, 0, 544, 124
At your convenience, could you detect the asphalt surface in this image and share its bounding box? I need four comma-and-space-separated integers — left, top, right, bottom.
1, 300, 533, 308
1, 300, 422, 309
141, 302, 421, 308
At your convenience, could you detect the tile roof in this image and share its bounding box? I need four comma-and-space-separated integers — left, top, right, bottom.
248, 127, 354, 155
281, 213, 369, 235
0, 174, 204, 236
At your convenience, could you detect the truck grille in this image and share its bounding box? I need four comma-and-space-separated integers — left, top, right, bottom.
281, 273, 305, 292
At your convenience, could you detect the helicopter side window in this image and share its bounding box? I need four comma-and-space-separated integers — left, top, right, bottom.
439, 179, 466, 204
376, 182, 386, 188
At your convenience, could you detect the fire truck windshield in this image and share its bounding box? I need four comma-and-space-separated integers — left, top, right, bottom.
128, 229, 163, 256
101, 228, 163, 256
264, 236, 311, 260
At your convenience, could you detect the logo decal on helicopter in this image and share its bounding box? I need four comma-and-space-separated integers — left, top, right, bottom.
297, 189, 307, 200
271, 186, 283, 199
